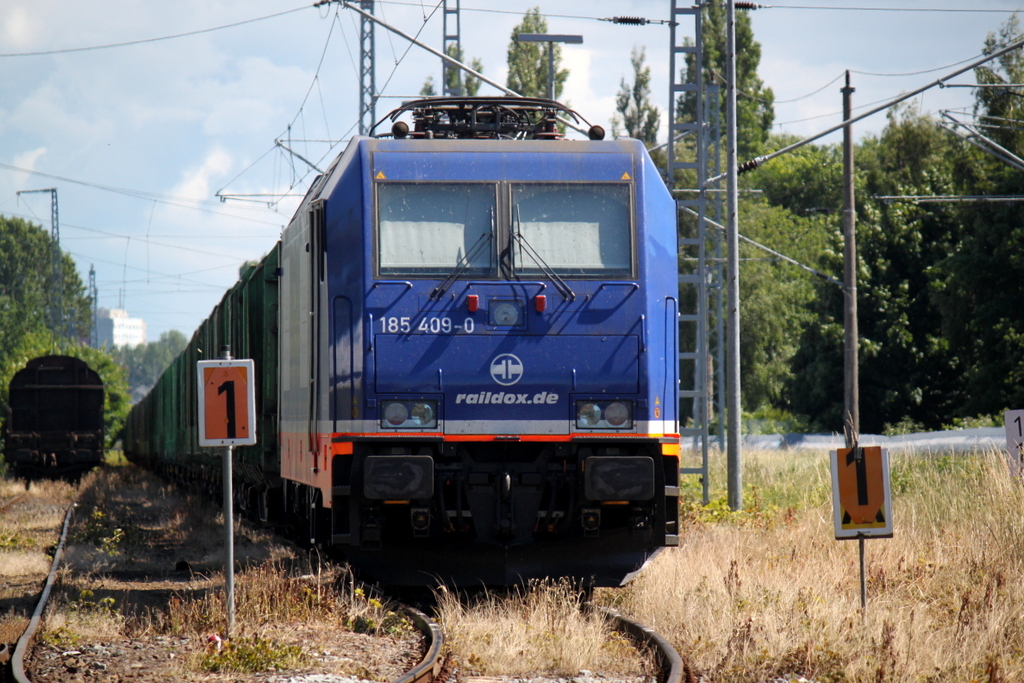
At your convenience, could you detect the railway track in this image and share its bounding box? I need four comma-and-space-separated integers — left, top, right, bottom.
6, 503, 76, 683
2, 467, 682, 683
0, 492, 30, 514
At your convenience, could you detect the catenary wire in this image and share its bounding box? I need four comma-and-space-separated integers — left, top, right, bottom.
0, 163, 287, 226
0, 5, 311, 57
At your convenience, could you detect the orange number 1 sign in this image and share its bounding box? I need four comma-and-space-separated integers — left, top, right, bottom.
830, 446, 893, 539
197, 359, 257, 446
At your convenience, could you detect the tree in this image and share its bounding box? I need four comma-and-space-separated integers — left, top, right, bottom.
613, 47, 660, 146
783, 106, 976, 432
678, 2, 775, 158
0, 215, 129, 447
0, 215, 92, 361
973, 13, 1024, 152
738, 202, 833, 414
421, 44, 484, 97
111, 329, 188, 399
930, 15, 1024, 417
506, 8, 568, 99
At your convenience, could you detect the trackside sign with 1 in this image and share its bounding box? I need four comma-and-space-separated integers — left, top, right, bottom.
829, 446, 893, 540
197, 359, 257, 447
1004, 409, 1024, 477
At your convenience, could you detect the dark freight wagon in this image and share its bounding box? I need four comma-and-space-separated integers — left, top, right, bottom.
5, 355, 105, 477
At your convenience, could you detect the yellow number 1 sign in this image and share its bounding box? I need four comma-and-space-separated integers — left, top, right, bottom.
197, 359, 257, 447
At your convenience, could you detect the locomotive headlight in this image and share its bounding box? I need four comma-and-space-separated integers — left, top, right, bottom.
381, 399, 438, 429
384, 402, 409, 426
605, 402, 630, 427
575, 400, 634, 430
410, 402, 435, 427
577, 402, 602, 427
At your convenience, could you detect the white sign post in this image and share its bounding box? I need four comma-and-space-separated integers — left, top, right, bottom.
197, 349, 256, 639
1004, 410, 1024, 477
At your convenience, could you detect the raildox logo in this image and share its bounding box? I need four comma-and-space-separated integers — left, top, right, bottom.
490, 353, 524, 386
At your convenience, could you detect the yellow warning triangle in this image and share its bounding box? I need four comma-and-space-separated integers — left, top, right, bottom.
621, 172, 631, 180
375, 171, 386, 179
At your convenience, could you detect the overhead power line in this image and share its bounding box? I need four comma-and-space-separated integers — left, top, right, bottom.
768, 4, 1022, 13
873, 195, 1024, 204
715, 32, 1024, 182
0, 162, 286, 226
0, 5, 311, 58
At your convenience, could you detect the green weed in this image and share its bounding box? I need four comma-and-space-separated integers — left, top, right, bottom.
198, 635, 303, 673
0, 528, 36, 550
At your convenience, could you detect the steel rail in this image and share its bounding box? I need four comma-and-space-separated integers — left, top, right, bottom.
0, 492, 29, 514
11, 502, 76, 683
393, 604, 446, 683
592, 604, 683, 683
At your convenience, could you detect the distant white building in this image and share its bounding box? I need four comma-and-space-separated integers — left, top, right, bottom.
97, 308, 147, 348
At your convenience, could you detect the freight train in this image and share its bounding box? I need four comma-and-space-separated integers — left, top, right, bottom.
4, 355, 105, 478
125, 97, 681, 586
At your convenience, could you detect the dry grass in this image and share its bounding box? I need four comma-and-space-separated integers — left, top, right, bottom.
30, 464, 420, 679
0, 476, 77, 501
136, 561, 414, 639
601, 447, 1024, 683
62, 465, 294, 576
436, 579, 654, 678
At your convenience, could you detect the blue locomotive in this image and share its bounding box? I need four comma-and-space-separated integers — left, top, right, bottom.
127, 98, 680, 586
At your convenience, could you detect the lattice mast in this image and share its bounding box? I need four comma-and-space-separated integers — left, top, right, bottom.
667, 0, 723, 504
442, 0, 462, 96
359, 1, 376, 135
17, 188, 65, 349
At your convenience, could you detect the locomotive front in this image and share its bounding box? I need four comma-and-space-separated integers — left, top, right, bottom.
281, 99, 680, 586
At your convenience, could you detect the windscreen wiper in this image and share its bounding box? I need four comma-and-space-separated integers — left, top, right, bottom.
430, 212, 494, 300
513, 206, 576, 300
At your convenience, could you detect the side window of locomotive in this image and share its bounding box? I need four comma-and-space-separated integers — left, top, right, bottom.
377, 183, 496, 276
511, 183, 633, 277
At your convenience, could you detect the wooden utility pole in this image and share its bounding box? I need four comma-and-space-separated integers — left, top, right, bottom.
841, 71, 866, 612
842, 71, 859, 445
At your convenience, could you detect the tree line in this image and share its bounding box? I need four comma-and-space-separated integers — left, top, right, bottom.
0, 214, 190, 447
485, 5, 1024, 433
2, 6, 1021, 443
681, 9, 1024, 433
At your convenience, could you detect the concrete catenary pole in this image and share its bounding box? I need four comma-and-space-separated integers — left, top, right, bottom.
726, 0, 742, 510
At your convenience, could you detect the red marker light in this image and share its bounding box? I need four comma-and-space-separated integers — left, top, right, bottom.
467, 295, 479, 312
535, 295, 547, 313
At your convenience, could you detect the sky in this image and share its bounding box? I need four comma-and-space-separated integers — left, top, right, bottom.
1, 0, 1021, 342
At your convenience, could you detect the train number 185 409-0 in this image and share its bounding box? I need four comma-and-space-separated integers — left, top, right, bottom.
379, 316, 475, 334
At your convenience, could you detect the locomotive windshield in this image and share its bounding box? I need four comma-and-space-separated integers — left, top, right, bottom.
375, 181, 633, 278
512, 184, 632, 277
378, 183, 496, 276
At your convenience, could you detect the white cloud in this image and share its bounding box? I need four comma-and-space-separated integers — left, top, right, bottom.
2, 7, 36, 50
171, 147, 234, 202
12, 146, 46, 171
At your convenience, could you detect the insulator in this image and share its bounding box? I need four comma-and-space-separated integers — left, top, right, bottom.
738, 158, 761, 174
735, 2, 759, 9
611, 16, 649, 25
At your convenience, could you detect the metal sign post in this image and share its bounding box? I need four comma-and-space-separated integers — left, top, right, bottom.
197, 348, 257, 638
